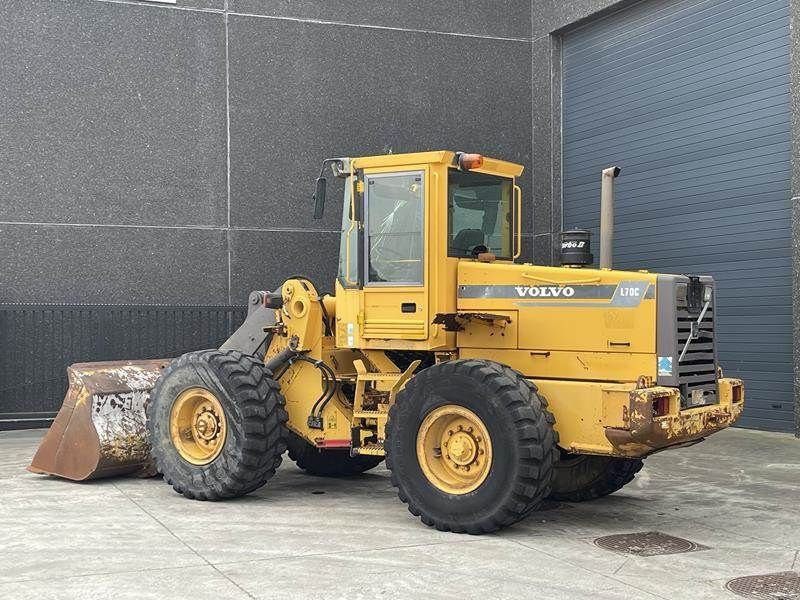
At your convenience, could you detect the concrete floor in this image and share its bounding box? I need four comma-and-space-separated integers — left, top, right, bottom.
1, 428, 798, 600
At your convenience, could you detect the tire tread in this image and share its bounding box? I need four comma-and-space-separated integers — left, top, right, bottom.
385, 359, 559, 534
147, 349, 288, 501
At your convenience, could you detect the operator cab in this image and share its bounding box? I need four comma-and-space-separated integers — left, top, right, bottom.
311, 150, 524, 351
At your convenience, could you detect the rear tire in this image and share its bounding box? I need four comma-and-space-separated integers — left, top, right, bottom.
147, 349, 288, 500
287, 432, 383, 476
386, 359, 558, 534
548, 453, 643, 502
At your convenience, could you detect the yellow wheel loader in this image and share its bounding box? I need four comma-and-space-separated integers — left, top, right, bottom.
30, 150, 744, 533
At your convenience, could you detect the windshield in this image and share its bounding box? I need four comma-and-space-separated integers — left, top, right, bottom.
448, 169, 513, 259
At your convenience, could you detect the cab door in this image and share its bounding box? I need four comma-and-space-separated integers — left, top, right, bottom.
360, 167, 429, 343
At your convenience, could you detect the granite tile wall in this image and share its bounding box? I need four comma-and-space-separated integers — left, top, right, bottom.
789, 0, 800, 434
0, 0, 534, 307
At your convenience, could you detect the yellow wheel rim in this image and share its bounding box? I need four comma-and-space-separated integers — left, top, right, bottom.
416, 405, 492, 494
169, 387, 227, 465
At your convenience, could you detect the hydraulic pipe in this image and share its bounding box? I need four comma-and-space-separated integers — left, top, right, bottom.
264, 336, 300, 373
600, 166, 621, 269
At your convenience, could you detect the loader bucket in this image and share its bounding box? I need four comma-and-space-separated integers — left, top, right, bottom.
28, 359, 169, 481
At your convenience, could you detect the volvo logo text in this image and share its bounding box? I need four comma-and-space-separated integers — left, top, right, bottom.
515, 286, 576, 298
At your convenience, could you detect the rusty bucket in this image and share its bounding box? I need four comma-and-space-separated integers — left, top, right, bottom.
29, 359, 169, 481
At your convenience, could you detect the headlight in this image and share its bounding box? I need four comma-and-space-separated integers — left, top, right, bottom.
703, 285, 713, 302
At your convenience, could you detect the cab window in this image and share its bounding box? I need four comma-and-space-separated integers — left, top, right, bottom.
448, 170, 513, 259
336, 176, 359, 287
365, 172, 424, 285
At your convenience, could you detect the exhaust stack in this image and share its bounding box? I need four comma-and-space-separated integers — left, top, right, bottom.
599, 166, 621, 269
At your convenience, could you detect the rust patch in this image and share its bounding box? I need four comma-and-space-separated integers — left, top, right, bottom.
605, 380, 744, 457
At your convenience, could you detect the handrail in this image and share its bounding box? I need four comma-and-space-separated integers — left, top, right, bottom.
520, 273, 602, 285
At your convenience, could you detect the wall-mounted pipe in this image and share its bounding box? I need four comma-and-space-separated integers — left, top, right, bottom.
600, 166, 621, 269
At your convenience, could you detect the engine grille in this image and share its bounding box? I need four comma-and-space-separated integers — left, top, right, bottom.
676, 284, 718, 407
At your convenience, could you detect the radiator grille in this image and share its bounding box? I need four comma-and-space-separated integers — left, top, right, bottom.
676, 288, 717, 407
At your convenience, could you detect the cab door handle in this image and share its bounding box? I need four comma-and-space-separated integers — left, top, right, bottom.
401, 303, 416, 313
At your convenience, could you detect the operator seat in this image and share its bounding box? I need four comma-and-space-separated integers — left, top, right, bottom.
451, 229, 485, 256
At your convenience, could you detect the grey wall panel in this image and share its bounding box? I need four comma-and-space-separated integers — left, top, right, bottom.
0, 223, 229, 305
532, 0, 629, 36
532, 37, 554, 237
229, 230, 340, 303
561, 0, 793, 431
227, 15, 534, 236
0, 0, 228, 228
228, 0, 532, 39
172, 0, 224, 9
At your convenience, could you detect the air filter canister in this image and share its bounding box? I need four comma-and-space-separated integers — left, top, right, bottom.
560, 229, 593, 267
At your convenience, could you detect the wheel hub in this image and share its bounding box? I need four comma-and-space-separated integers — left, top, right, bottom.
416, 405, 493, 494
194, 408, 221, 441
169, 387, 227, 465
447, 431, 478, 466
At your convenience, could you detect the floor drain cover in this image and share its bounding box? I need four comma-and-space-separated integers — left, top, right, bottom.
594, 531, 708, 556
725, 572, 800, 599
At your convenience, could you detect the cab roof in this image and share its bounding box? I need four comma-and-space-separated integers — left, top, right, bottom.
350, 151, 524, 178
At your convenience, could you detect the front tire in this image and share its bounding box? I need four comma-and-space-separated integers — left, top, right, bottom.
548, 453, 643, 502
286, 432, 383, 476
147, 349, 288, 500
386, 359, 558, 534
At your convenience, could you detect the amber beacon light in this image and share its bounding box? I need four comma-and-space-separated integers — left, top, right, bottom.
457, 153, 484, 170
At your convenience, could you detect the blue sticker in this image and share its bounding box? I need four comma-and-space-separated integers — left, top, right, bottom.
658, 356, 673, 376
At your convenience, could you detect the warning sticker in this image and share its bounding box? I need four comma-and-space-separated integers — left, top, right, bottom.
658, 356, 673, 377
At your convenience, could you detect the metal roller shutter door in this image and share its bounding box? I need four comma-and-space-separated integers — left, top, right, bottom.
561, 0, 793, 431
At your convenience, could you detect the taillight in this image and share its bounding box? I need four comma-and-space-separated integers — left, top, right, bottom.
732, 385, 743, 403
652, 395, 670, 417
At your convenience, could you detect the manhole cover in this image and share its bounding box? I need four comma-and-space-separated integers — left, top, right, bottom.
594, 531, 708, 556
725, 572, 800, 599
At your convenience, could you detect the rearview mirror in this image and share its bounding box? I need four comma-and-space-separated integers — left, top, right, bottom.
313, 177, 326, 219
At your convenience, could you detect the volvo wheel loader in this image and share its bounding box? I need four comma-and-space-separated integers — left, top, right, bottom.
30, 150, 744, 533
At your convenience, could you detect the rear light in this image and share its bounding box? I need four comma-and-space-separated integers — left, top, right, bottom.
732, 385, 743, 403
457, 153, 484, 170
652, 395, 670, 417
